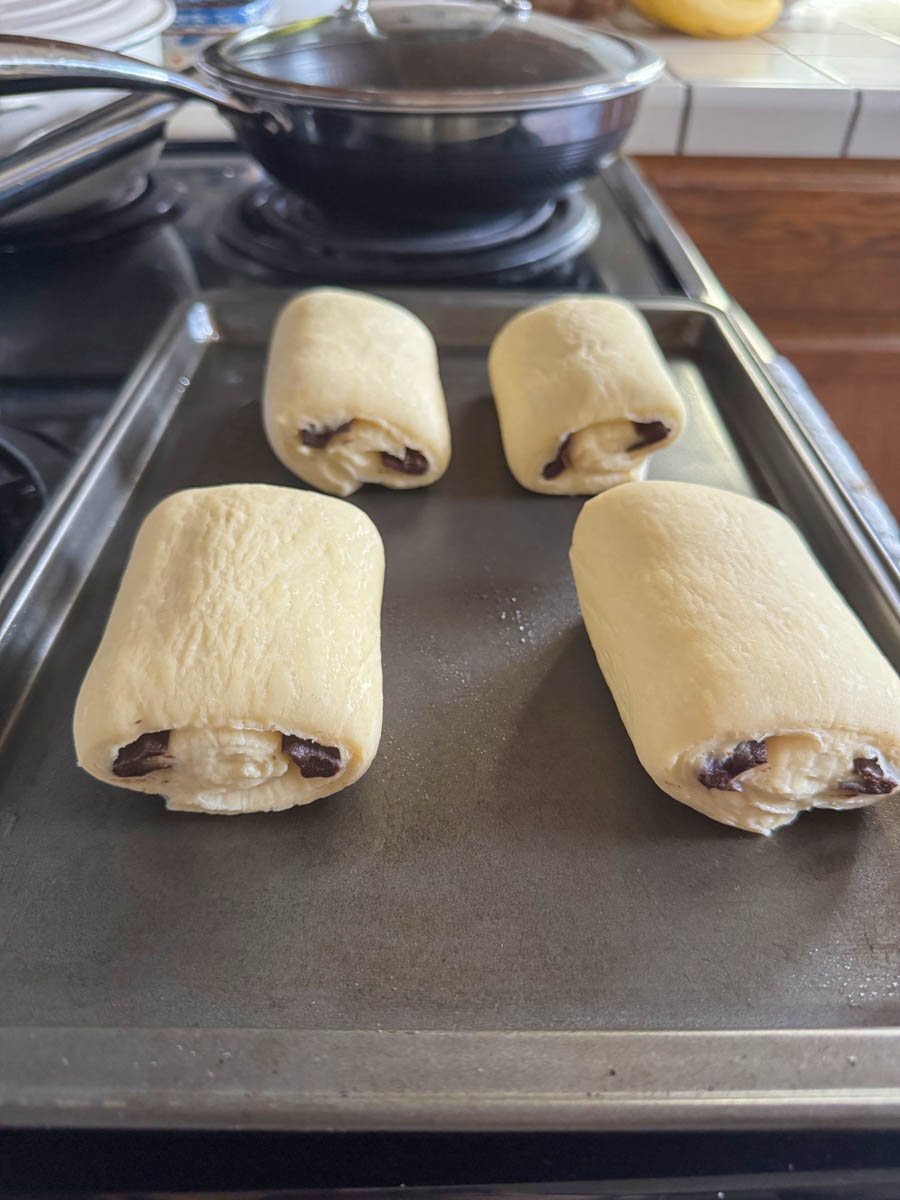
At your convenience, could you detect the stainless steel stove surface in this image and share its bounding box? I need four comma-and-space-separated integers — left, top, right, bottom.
0, 148, 702, 568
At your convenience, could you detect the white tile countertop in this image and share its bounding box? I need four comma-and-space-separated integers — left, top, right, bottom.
168, 0, 900, 158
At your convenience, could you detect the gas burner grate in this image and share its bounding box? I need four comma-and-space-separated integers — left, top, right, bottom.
0, 426, 72, 571
257, 189, 560, 254
212, 183, 601, 286
0, 177, 185, 254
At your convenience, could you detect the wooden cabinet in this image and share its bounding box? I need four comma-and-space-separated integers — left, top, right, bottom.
637, 156, 900, 515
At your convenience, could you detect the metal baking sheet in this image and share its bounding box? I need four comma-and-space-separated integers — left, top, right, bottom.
2, 289, 899, 1132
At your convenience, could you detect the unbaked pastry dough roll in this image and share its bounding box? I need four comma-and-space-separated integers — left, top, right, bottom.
570, 481, 900, 834
489, 297, 685, 495
263, 288, 451, 497
73, 484, 384, 814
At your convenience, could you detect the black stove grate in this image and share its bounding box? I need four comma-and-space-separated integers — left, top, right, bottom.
212, 182, 601, 286
0, 177, 185, 254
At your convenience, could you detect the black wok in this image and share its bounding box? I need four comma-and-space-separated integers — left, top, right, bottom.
0, 0, 662, 224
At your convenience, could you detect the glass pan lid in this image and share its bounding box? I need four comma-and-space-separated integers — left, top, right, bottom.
203, 1, 663, 113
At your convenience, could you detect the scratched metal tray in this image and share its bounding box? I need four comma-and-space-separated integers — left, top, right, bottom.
2, 289, 900, 1133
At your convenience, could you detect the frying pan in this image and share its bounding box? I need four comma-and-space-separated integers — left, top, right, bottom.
0, 0, 662, 223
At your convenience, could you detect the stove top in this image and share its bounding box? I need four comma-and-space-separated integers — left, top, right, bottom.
0, 148, 699, 569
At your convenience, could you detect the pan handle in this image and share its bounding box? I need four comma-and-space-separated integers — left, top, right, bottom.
0, 36, 253, 115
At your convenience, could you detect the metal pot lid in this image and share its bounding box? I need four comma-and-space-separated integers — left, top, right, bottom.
202, 0, 663, 114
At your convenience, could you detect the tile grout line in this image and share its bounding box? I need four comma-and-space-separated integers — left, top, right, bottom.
675, 80, 693, 155
758, 37, 855, 84
840, 12, 900, 49
839, 87, 864, 157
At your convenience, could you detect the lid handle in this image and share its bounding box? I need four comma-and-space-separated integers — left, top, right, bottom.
340, 0, 532, 12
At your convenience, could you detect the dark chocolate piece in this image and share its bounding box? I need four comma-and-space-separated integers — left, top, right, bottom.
839, 755, 897, 796
113, 730, 171, 778
282, 734, 342, 779
627, 420, 670, 453
300, 420, 352, 449
381, 447, 428, 476
541, 434, 572, 481
728, 739, 769, 775
696, 761, 736, 792
698, 738, 768, 792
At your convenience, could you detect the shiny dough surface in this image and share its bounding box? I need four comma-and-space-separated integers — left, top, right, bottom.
489, 297, 686, 495
73, 484, 384, 814
570, 480, 900, 834
263, 288, 451, 497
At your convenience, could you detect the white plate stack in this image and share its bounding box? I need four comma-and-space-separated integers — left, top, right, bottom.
0, 0, 175, 154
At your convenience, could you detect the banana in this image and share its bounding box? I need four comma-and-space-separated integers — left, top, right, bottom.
628, 0, 782, 37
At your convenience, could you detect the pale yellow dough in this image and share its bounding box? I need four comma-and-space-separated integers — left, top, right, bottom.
73, 484, 384, 814
263, 288, 451, 497
488, 297, 686, 495
570, 481, 900, 834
